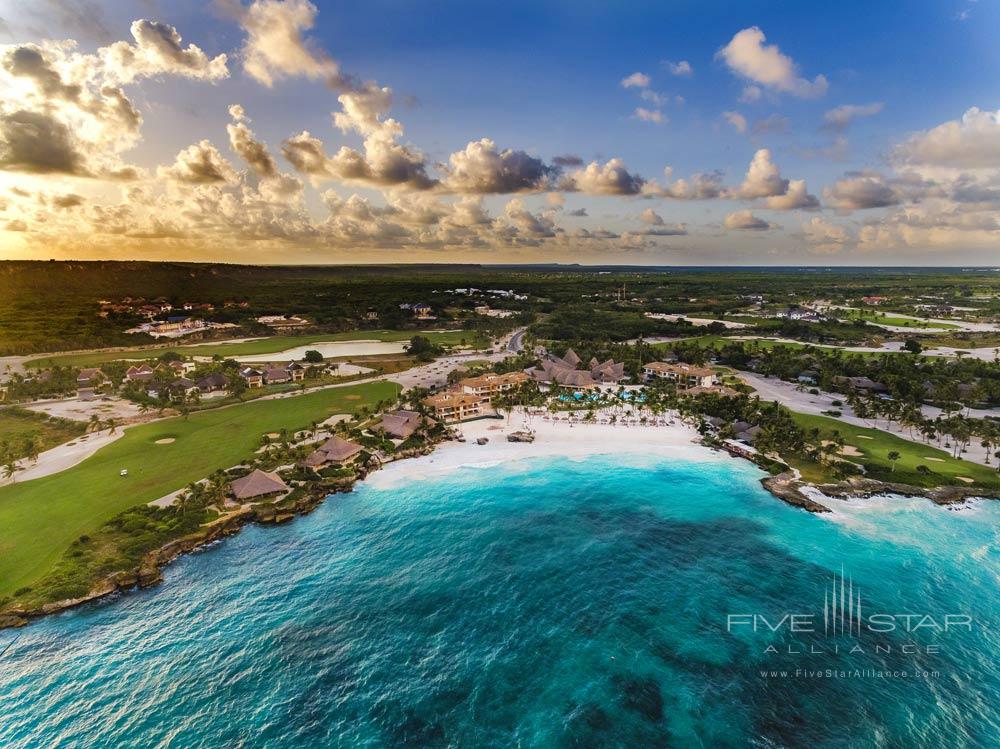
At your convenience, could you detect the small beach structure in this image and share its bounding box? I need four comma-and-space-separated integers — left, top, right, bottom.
302, 435, 363, 468
229, 469, 289, 501
379, 409, 424, 439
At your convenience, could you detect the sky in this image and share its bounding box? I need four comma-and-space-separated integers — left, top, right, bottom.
0, 0, 998, 265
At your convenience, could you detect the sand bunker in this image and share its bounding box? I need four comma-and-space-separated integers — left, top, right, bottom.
344, 395, 362, 400
924, 457, 945, 462
321, 414, 351, 427
155, 438, 175, 444
840, 445, 864, 457
855, 435, 874, 439
955, 476, 974, 484
265, 432, 281, 438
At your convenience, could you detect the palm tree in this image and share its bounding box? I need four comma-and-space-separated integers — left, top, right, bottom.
887, 450, 900, 473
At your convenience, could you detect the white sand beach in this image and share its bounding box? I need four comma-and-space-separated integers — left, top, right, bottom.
367, 407, 732, 489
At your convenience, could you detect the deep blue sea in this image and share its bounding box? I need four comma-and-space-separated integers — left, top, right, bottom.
1, 454, 997, 748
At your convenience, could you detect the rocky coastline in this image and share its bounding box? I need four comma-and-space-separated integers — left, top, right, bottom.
0, 444, 438, 630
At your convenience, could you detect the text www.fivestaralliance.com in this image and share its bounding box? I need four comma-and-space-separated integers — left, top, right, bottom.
760, 669, 940, 680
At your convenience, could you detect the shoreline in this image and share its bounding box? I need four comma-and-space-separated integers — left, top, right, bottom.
3, 408, 993, 630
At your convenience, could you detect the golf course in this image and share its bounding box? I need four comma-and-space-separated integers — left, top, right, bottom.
0, 380, 400, 599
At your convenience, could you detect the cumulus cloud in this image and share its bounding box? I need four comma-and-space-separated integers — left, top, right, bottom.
443, 138, 553, 193
634, 107, 665, 124
724, 209, 777, 230
892, 107, 1000, 169
280, 86, 435, 190
803, 217, 850, 252
764, 179, 819, 210
645, 170, 725, 200
234, 0, 345, 87
640, 207, 664, 225
0, 109, 89, 175
663, 60, 692, 76
160, 140, 237, 183
824, 171, 900, 210
822, 102, 883, 132
563, 159, 645, 195
621, 71, 651, 89
722, 111, 747, 133
718, 27, 827, 98
734, 148, 788, 199
99, 20, 228, 83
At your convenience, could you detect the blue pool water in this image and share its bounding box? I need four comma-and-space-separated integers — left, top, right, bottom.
0, 454, 997, 747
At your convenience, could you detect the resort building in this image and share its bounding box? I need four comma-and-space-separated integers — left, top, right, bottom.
302, 435, 364, 469
125, 364, 155, 382
524, 348, 626, 389
423, 391, 489, 423
643, 362, 715, 390
263, 367, 291, 385
77, 368, 105, 388
459, 371, 528, 402
229, 470, 289, 502
379, 410, 424, 439
239, 367, 264, 388
196, 372, 227, 392
286, 362, 306, 381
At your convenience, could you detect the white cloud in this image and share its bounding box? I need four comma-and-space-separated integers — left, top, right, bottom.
443, 138, 553, 193
563, 159, 645, 195
724, 209, 776, 230
718, 27, 827, 98
722, 111, 747, 133
824, 171, 900, 210
640, 207, 664, 225
236, 0, 345, 87
634, 107, 665, 124
621, 71, 651, 89
892, 107, 1000, 170
160, 140, 237, 184
764, 178, 819, 210
663, 60, 692, 76
99, 20, 228, 84
803, 217, 850, 253
822, 102, 883, 132
735, 148, 788, 199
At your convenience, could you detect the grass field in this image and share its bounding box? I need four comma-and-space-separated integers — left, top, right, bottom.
28, 329, 482, 369
789, 412, 1000, 489
0, 408, 86, 458
836, 310, 958, 330
0, 380, 399, 598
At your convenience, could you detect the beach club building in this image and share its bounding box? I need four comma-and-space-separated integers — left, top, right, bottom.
229, 469, 289, 502
642, 362, 716, 390
459, 371, 528, 402
302, 435, 364, 469
379, 410, 424, 439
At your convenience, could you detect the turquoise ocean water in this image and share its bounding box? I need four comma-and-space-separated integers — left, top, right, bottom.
0, 454, 997, 747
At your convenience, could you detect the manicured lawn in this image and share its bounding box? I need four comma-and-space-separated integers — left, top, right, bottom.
0, 408, 86, 459
837, 310, 958, 330
790, 412, 1000, 490
28, 329, 479, 368
0, 380, 400, 598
